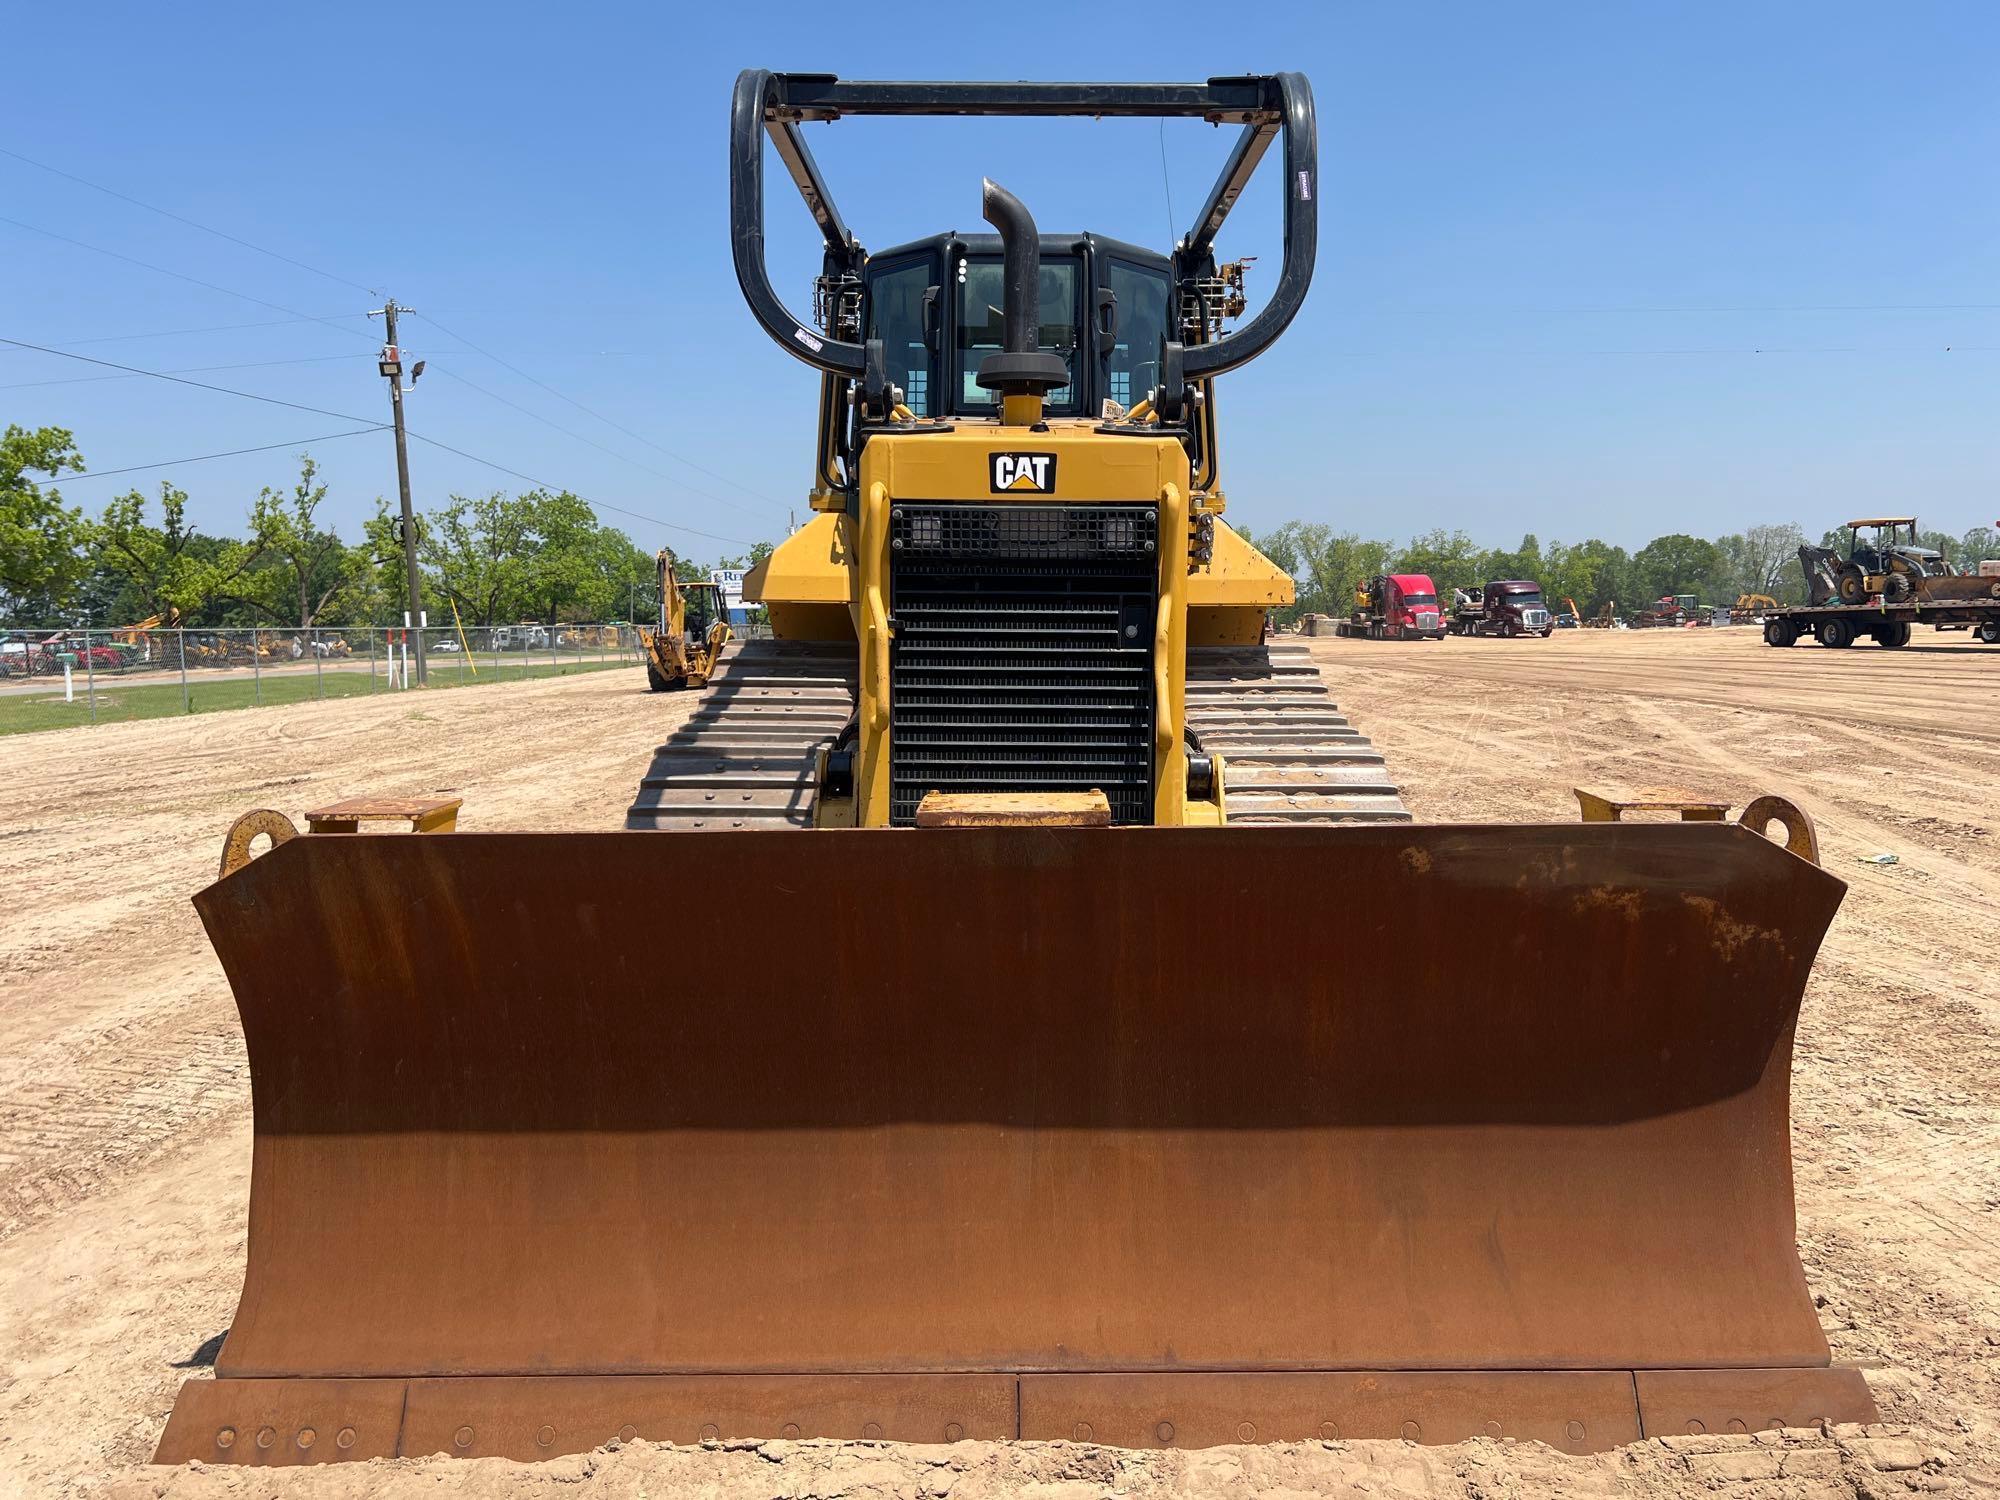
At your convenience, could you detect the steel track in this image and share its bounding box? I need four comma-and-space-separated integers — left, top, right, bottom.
628, 638, 1407, 828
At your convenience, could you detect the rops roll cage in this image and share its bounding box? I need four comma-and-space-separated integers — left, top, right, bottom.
728, 70, 1318, 487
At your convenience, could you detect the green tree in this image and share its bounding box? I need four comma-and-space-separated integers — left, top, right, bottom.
1478, 533, 1546, 588
1961, 526, 2000, 568
1391, 528, 1483, 601
93, 483, 268, 624
1261, 522, 1391, 617
245, 455, 373, 627
1541, 539, 1604, 616
1712, 523, 1808, 601
362, 498, 443, 624
1237, 524, 1302, 579
713, 540, 778, 573
568, 521, 655, 623
418, 492, 535, 625
1633, 533, 1725, 603
1914, 528, 1961, 566
518, 490, 610, 623
1233, 525, 1307, 625
1, 424, 89, 619
1562, 540, 1637, 615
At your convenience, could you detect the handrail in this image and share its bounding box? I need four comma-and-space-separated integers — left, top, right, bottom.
861, 482, 890, 734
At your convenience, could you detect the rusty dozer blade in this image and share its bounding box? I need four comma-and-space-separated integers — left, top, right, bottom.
158, 823, 1875, 1466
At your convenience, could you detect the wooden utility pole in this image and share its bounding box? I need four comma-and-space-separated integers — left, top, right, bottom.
370, 300, 427, 683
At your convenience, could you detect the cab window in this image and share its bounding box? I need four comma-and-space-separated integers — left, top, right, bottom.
956, 258, 1078, 413
866, 259, 934, 417
1106, 259, 1168, 410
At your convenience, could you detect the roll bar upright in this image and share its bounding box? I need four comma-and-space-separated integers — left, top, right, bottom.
728, 70, 1319, 402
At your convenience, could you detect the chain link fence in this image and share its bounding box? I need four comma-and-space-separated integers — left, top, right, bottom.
0, 624, 659, 733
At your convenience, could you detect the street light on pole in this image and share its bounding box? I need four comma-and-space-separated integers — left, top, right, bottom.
369, 299, 428, 683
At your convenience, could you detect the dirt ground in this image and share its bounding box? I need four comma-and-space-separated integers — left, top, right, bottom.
2, 628, 1995, 1499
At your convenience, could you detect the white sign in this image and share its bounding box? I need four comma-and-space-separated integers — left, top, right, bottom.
711, 568, 746, 610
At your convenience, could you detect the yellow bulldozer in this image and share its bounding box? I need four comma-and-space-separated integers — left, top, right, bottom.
159, 70, 1872, 1469
639, 548, 732, 691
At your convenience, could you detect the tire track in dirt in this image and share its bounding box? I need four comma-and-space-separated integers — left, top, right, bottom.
0, 992, 246, 1243
4, 632, 1998, 1493
1621, 694, 2000, 1414
0, 668, 683, 1251
1338, 633, 2000, 1446
1317, 631, 2000, 749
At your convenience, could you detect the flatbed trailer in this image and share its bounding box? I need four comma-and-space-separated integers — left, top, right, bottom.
1761, 599, 2000, 649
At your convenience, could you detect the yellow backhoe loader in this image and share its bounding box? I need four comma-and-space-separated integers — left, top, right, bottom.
159, 70, 1872, 1469
640, 548, 732, 690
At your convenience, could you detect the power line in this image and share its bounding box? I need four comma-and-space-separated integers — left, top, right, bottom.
414, 311, 787, 513
5, 335, 757, 549
0, 337, 381, 423
1320, 343, 1984, 358
0, 145, 384, 297
403, 430, 755, 548
1157, 119, 1178, 247
0, 184, 780, 523
1389, 302, 2000, 316
53, 427, 388, 483
35, 315, 372, 348
0, 214, 376, 344
427, 364, 775, 521
0, 353, 370, 392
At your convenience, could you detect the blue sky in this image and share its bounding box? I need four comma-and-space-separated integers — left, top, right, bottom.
5, 2, 1995, 559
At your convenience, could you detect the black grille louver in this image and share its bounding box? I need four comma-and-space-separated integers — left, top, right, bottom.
889, 504, 1159, 826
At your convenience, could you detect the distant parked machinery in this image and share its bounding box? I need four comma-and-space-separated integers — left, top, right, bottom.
1335, 573, 1445, 640
1761, 532, 2000, 648
641, 549, 732, 691
1447, 580, 1553, 637
1631, 594, 1710, 629
1799, 517, 2000, 607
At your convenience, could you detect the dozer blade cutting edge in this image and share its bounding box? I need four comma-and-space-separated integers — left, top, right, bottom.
157, 821, 1874, 1466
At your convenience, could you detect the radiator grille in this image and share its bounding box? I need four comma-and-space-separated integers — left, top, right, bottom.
889, 504, 1158, 826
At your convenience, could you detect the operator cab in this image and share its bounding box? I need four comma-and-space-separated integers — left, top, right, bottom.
683, 583, 726, 641
863, 234, 1172, 420
1846, 517, 1952, 577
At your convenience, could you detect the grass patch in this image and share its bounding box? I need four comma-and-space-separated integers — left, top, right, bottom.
0, 655, 638, 736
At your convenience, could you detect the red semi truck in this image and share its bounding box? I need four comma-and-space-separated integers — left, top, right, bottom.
1336, 573, 1445, 640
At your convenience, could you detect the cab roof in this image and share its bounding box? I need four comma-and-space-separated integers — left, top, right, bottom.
869, 230, 1169, 270
1846, 516, 1917, 527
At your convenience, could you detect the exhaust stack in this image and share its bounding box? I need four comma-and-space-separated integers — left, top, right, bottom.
976, 178, 1069, 424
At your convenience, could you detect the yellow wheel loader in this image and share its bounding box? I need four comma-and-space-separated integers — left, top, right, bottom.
159, 71, 1873, 1469
640, 548, 732, 691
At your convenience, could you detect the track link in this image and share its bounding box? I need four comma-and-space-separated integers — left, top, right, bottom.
625, 640, 856, 830
1188, 640, 1411, 823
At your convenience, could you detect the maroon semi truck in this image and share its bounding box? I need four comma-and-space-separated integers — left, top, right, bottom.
1447, 580, 1554, 638
1335, 573, 1444, 640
